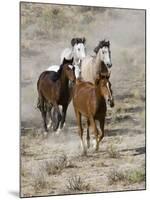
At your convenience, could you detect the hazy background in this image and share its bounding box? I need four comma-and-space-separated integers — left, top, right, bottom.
20, 2, 145, 127
20, 3, 146, 197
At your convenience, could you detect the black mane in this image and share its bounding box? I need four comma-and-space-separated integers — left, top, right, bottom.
94, 40, 110, 54
48, 58, 74, 82
71, 37, 86, 46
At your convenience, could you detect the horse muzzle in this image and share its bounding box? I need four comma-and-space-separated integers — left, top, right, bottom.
108, 98, 114, 107
107, 63, 112, 68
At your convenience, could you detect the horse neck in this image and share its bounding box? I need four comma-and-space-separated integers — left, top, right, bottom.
72, 48, 81, 67
95, 83, 105, 103
60, 69, 69, 90
94, 51, 102, 73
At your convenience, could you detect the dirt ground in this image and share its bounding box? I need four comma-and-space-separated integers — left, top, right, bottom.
20, 3, 146, 197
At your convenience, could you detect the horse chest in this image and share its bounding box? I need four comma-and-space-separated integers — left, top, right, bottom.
58, 87, 70, 104
93, 99, 106, 117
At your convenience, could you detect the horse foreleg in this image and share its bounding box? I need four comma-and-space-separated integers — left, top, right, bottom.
89, 116, 100, 152
86, 119, 90, 148
75, 110, 86, 155
52, 104, 62, 132
98, 115, 105, 142
60, 105, 68, 129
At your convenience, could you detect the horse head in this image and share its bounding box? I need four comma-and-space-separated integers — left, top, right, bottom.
62, 58, 76, 82
71, 37, 86, 62
94, 40, 112, 68
95, 72, 114, 107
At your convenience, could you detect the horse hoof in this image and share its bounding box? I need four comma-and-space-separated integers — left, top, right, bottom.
82, 151, 87, 156
91, 138, 97, 149
87, 142, 90, 149
47, 122, 52, 129
56, 128, 61, 135
43, 131, 48, 137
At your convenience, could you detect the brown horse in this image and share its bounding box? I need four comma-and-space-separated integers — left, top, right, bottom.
73, 72, 114, 155
37, 58, 76, 133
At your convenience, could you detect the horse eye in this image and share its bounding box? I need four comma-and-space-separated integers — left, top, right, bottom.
78, 48, 80, 51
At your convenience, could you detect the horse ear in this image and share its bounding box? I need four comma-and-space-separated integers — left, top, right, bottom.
62, 57, 67, 64
71, 38, 76, 46
71, 57, 74, 64
82, 37, 86, 44
106, 40, 110, 47
94, 45, 99, 54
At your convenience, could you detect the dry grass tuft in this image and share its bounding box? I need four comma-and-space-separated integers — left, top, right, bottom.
66, 175, 90, 192
32, 169, 49, 192
127, 169, 145, 184
107, 144, 120, 158
108, 168, 145, 185
108, 169, 126, 185
45, 154, 68, 175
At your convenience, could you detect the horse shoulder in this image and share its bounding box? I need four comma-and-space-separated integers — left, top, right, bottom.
81, 56, 95, 83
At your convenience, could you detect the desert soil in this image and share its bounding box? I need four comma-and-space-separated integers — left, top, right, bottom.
20, 3, 146, 197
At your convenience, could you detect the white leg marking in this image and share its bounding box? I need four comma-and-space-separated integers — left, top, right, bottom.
43, 131, 48, 137
80, 140, 87, 154
55, 128, 61, 135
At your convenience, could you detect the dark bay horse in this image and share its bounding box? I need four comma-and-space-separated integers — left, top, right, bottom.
73, 71, 114, 155
37, 58, 76, 134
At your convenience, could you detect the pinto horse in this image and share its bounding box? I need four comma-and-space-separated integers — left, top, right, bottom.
73, 71, 114, 155
37, 58, 76, 133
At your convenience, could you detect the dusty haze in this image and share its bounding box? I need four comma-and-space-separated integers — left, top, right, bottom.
20, 3, 145, 197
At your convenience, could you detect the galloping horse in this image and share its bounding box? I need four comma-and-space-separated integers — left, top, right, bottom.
47, 37, 86, 78
73, 69, 114, 155
81, 40, 112, 83
60, 37, 86, 66
37, 58, 76, 134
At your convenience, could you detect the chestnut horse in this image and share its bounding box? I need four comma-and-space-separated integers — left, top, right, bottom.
73, 71, 114, 155
37, 58, 76, 134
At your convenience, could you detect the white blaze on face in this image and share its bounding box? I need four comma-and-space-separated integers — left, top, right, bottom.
74, 43, 86, 60
68, 64, 74, 69
100, 46, 111, 67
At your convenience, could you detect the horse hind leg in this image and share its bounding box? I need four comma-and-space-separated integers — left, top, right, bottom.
39, 95, 48, 134
47, 104, 53, 130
